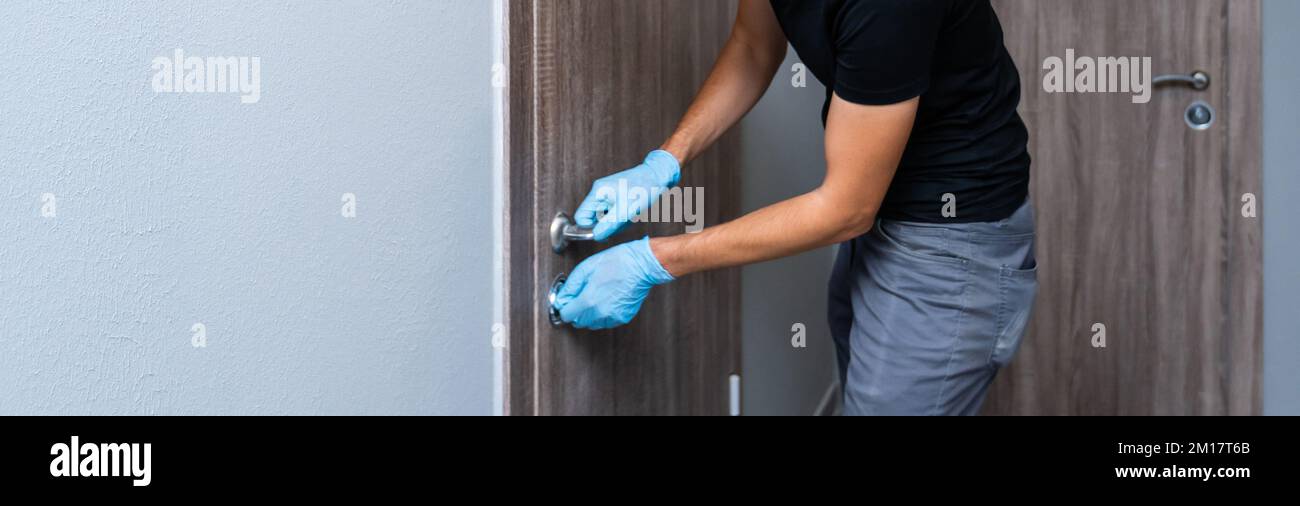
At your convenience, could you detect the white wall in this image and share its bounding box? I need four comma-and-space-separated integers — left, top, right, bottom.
0, 1, 496, 415
739, 50, 840, 416
1262, 0, 1299, 416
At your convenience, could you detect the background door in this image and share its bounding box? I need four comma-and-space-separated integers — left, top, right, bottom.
504, 0, 742, 415
985, 0, 1263, 415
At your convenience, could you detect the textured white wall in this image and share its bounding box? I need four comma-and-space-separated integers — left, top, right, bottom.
0, 1, 495, 415
739, 50, 839, 416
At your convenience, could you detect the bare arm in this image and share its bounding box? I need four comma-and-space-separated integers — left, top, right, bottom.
651, 94, 918, 277
659, 0, 789, 165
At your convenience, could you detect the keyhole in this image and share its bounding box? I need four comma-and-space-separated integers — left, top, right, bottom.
1185, 101, 1215, 131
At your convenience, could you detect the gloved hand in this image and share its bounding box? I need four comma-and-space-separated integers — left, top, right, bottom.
555, 236, 676, 330
575, 150, 681, 242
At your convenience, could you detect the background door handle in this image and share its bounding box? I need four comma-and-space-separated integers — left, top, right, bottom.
1153, 70, 1210, 91
550, 212, 594, 254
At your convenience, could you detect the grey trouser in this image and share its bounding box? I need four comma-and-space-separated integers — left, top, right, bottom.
828, 200, 1038, 416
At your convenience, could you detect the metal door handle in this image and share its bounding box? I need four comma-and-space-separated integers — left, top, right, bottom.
550, 211, 594, 254
1153, 70, 1210, 91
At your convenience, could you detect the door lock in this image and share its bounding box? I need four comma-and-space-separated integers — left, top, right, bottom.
548, 274, 567, 326
1184, 101, 1215, 131
550, 211, 595, 254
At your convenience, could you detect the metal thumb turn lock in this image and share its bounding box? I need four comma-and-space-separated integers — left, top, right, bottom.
550, 211, 595, 254
548, 274, 567, 326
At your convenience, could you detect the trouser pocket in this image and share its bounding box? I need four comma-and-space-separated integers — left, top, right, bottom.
991, 262, 1038, 368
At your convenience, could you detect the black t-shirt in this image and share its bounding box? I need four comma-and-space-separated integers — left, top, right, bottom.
769, 0, 1031, 223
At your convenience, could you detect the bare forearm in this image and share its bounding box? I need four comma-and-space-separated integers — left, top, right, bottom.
651, 190, 874, 277
651, 96, 919, 278
660, 28, 785, 164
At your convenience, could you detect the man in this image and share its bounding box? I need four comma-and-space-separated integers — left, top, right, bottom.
553, 0, 1038, 416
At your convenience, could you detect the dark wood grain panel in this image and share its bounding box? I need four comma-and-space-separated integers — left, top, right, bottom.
1224, 0, 1263, 416
506, 0, 740, 415
503, 0, 537, 417
985, 0, 1261, 415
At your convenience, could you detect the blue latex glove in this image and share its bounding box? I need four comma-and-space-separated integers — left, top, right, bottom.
575, 150, 681, 242
555, 236, 676, 330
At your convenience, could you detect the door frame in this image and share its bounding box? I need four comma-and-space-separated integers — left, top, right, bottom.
1223, 0, 1264, 415
501, 0, 539, 416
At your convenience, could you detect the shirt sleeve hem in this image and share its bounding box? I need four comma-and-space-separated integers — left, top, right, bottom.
833, 79, 929, 106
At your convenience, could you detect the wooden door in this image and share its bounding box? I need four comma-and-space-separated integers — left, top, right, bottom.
503, 0, 742, 415
985, 0, 1263, 415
